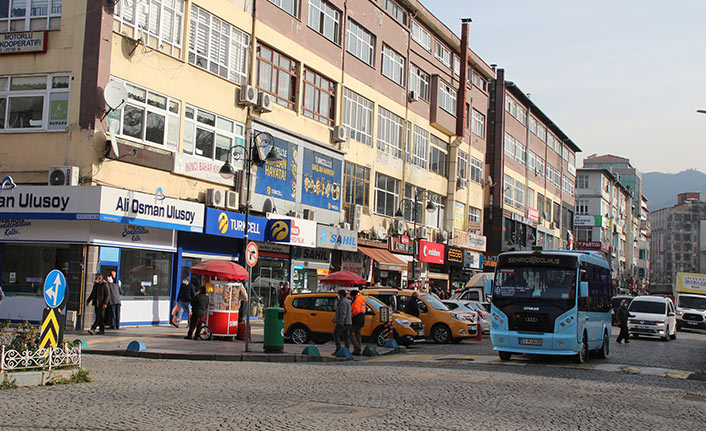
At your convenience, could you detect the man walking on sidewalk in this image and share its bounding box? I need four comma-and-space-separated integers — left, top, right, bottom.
186, 285, 209, 340
616, 300, 630, 344
349, 290, 366, 355
173, 276, 196, 328
107, 272, 123, 329
332, 289, 352, 353
87, 274, 110, 335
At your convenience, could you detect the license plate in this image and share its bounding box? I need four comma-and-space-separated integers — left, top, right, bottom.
417, 330, 424, 336
637, 325, 650, 329
688, 321, 699, 325
519, 338, 542, 346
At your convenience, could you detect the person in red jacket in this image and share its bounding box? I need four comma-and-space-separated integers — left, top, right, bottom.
349, 290, 366, 355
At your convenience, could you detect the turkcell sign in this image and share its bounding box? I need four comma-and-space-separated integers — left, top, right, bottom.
316, 224, 357, 252
204, 208, 267, 241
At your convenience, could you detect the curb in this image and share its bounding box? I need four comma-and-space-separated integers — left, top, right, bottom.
84, 349, 346, 363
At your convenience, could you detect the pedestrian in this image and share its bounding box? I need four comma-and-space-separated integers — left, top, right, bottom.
332, 289, 352, 353
405, 291, 421, 317
616, 299, 630, 344
186, 285, 209, 340
278, 281, 291, 307
86, 274, 110, 335
349, 290, 366, 355
172, 276, 196, 328
106, 273, 123, 329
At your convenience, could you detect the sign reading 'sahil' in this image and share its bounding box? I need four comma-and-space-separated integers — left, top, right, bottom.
0, 31, 47, 54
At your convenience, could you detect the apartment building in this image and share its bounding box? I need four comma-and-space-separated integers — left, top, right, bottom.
650, 193, 706, 283
483, 70, 579, 268
0, 0, 495, 326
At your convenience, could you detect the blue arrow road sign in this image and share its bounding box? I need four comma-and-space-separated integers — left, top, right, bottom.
43, 269, 66, 309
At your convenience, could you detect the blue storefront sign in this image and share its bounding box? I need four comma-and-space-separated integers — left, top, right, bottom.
204, 208, 267, 241
316, 224, 357, 252
265, 219, 292, 243
255, 137, 297, 202
302, 149, 342, 212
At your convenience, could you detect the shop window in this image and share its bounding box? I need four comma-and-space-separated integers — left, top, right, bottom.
119, 249, 172, 298
0, 244, 69, 296
0, 74, 70, 131
0, 0, 61, 32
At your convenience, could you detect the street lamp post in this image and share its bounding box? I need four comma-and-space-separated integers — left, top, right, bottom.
219, 130, 280, 352
395, 189, 436, 290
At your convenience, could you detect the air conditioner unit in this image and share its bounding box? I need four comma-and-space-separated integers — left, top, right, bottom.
331, 125, 347, 143
456, 178, 467, 190
303, 208, 316, 220
408, 90, 419, 102
256, 91, 273, 113
226, 191, 239, 210
392, 220, 405, 236
339, 222, 351, 230
48, 166, 79, 186
439, 230, 450, 243
206, 188, 227, 208
351, 204, 363, 232
238, 85, 258, 106
416, 226, 428, 239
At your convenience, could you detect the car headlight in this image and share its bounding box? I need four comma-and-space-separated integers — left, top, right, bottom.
450, 313, 465, 321
655, 321, 665, 326
394, 318, 411, 327
676, 310, 683, 317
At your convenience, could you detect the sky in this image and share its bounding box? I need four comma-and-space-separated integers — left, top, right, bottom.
422, 0, 706, 174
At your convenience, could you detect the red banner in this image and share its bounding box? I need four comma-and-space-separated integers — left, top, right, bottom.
418, 240, 444, 264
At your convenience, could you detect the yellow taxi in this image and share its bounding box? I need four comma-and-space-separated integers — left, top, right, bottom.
362, 288, 477, 343
283, 292, 425, 346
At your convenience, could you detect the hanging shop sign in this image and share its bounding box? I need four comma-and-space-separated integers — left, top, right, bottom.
389, 236, 413, 254
463, 251, 482, 270
265, 219, 291, 243
292, 246, 331, 263
0, 31, 47, 54
453, 202, 465, 231
574, 215, 603, 227
302, 149, 343, 212
445, 245, 464, 268
341, 250, 366, 275
453, 229, 487, 253
576, 241, 610, 253
266, 214, 317, 248
204, 208, 267, 241
418, 240, 444, 265
255, 137, 297, 202
316, 224, 357, 251
527, 208, 540, 223
172, 152, 241, 186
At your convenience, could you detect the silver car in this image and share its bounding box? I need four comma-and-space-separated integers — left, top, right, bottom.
442, 300, 489, 333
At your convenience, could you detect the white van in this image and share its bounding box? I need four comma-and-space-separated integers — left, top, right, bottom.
627, 296, 677, 341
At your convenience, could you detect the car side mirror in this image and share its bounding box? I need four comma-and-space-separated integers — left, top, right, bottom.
579, 281, 589, 298
485, 279, 493, 296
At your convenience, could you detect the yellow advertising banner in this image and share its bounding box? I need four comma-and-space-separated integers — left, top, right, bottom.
676, 272, 706, 295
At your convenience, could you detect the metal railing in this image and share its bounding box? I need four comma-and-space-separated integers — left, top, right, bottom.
1, 344, 82, 372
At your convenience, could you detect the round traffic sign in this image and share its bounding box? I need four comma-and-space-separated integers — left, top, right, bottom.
245, 241, 259, 267
43, 269, 67, 308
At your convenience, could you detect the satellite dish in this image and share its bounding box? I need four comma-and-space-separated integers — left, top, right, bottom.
104, 81, 128, 110
377, 226, 387, 240
107, 131, 119, 158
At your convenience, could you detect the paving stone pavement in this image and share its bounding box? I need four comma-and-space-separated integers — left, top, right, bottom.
1, 355, 705, 430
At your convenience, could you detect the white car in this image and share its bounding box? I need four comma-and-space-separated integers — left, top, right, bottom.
442, 300, 487, 333
627, 296, 677, 341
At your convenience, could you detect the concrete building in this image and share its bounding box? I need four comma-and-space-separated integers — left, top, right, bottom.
483, 72, 580, 268
0, 0, 498, 326
650, 193, 706, 283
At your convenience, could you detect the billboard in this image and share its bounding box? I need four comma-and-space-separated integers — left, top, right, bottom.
255, 137, 297, 202
302, 149, 342, 212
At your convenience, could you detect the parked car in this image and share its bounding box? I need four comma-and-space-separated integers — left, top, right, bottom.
627, 295, 677, 341
283, 292, 425, 346
462, 300, 491, 334
610, 295, 634, 325
440, 300, 478, 324
362, 288, 476, 343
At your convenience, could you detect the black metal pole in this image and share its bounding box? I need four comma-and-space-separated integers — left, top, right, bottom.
411, 192, 418, 289
243, 139, 253, 353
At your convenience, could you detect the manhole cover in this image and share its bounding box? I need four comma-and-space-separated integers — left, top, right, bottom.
283, 401, 386, 419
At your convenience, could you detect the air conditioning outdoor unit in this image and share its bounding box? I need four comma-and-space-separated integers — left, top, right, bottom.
438, 230, 449, 243
226, 191, 239, 210
352, 204, 363, 231
303, 208, 316, 220
416, 226, 428, 239
48, 166, 79, 186
339, 222, 351, 230
238, 85, 258, 106
408, 90, 419, 102
331, 125, 347, 143
392, 220, 405, 236
256, 91, 273, 112
456, 178, 467, 190
206, 188, 227, 208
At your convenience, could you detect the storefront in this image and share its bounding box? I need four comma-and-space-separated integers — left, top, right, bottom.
502, 209, 538, 251
310, 223, 357, 290
446, 245, 465, 295
453, 228, 487, 275
357, 240, 404, 287
389, 236, 414, 288
418, 240, 445, 293
291, 247, 330, 292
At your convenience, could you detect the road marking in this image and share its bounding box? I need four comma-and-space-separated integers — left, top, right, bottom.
400, 354, 440, 362
366, 354, 407, 362
593, 363, 622, 373
569, 363, 596, 370
618, 366, 642, 374
640, 367, 670, 377
666, 370, 694, 380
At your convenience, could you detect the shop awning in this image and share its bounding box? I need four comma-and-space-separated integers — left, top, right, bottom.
393, 254, 414, 267
359, 246, 405, 271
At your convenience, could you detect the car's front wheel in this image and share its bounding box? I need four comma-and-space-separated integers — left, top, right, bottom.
431, 324, 451, 343
574, 334, 588, 364
288, 325, 311, 344
498, 351, 512, 361
597, 332, 610, 359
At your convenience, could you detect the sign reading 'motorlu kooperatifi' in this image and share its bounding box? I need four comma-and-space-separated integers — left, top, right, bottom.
0, 31, 47, 54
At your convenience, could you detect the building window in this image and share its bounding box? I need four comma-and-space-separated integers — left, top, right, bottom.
188, 5, 250, 84
409, 64, 430, 101
553, 202, 561, 224
257, 44, 297, 110
402, 184, 423, 222
515, 105, 527, 125
0, 244, 69, 297
0, 0, 61, 32
429, 135, 448, 177
0, 74, 69, 131
457, 150, 468, 180
269, 0, 299, 17
120, 248, 172, 298
183, 105, 244, 162
470, 157, 483, 184
377, 106, 404, 158
503, 175, 514, 206
411, 20, 431, 51
346, 19, 375, 66
468, 206, 481, 225
343, 88, 373, 146
577, 174, 589, 189
576, 227, 592, 242
301, 68, 335, 126
439, 81, 457, 115
471, 71, 487, 92
505, 95, 516, 117
562, 175, 574, 196
374, 173, 399, 217
114, 0, 183, 57
434, 41, 451, 67
471, 109, 485, 138
411, 125, 428, 169
514, 143, 526, 166
344, 162, 370, 210
381, 44, 404, 86
504, 132, 516, 159
537, 193, 545, 219
536, 157, 545, 178
515, 180, 525, 210
308, 0, 340, 44
426, 192, 446, 229
576, 199, 589, 215
106, 78, 179, 151
373, 0, 406, 25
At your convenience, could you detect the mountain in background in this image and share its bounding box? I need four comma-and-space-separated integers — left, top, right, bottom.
643, 169, 706, 211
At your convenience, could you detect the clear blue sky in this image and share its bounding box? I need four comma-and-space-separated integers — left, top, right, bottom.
422, 0, 706, 174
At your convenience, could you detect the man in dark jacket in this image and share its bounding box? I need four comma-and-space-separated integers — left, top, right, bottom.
87, 274, 110, 335
405, 291, 421, 317
616, 300, 630, 344
186, 285, 209, 340
332, 289, 352, 352
107, 272, 123, 329
172, 276, 196, 328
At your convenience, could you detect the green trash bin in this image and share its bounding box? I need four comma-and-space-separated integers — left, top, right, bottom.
264, 307, 285, 353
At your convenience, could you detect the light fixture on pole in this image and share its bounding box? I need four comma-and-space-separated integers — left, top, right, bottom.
219, 130, 280, 352
697, 109, 706, 115
396, 188, 436, 290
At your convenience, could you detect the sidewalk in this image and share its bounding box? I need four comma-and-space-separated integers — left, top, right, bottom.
70, 321, 390, 363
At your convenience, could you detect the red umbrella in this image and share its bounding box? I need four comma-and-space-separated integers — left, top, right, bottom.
319, 270, 367, 286
189, 259, 248, 281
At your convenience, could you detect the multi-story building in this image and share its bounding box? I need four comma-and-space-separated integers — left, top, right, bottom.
636, 195, 650, 289
483, 71, 579, 268
0, 0, 496, 326
650, 193, 706, 283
